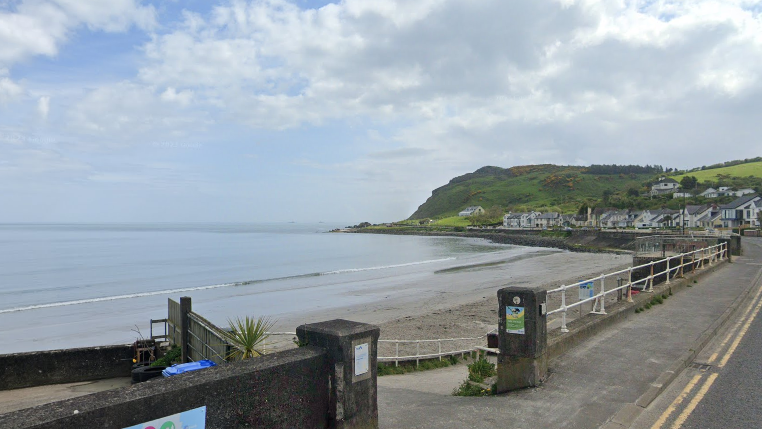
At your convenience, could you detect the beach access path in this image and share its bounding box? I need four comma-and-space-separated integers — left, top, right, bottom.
377, 238, 762, 429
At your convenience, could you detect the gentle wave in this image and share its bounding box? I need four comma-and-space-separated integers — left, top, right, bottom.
320, 257, 456, 275
0, 257, 458, 314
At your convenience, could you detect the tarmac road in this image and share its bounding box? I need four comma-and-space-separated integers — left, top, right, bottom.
631, 237, 762, 429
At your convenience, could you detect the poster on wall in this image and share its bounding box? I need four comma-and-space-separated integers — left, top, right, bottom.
506, 306, 525, 334
355, 343, 369, 376
123, 406, 206, 429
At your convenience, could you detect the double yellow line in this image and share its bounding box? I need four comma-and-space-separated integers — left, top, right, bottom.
651, 270, 762, 429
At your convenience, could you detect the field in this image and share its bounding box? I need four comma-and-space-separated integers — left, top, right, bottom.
672, 161, 762, 182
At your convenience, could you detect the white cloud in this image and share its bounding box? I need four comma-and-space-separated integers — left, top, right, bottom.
160, 87, 193, 106
0, 0, 157, 66
37, 96, 50, 119
3, 0, 762, 222
0, 76, 23, 103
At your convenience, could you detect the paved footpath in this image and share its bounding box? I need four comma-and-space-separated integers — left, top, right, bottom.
378, 238, 762, 429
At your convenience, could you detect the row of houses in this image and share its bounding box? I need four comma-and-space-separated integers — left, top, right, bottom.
651, 177, 755, 200
500, 194, 761, 230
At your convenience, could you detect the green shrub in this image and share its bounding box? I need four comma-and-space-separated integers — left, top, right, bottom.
467, 356, 496, 383
151, 345, 181, 367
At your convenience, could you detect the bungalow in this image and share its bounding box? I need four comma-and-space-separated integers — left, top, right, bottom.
736, 189, 756, 197
458, 206, 485, 217
699, 188, 717, 198
650, 177, 680, 196
720, 194, 761, 228
673, 192, 693, 199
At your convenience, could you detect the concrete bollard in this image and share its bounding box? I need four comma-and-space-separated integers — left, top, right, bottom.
297, 319, 380, 429
496, 287, 548, 393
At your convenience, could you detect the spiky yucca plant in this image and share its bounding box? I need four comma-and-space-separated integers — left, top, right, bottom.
223, 316, 275, 360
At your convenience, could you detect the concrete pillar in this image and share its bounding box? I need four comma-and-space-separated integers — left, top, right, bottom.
496, 287, 548, 393
297, 319, 380, 429
179, 296, 192, 363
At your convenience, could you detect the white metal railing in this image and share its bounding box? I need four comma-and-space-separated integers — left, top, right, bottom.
547, 242, 727, 333
378, 330, 496, 367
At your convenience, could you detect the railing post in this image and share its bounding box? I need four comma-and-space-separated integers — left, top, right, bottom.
666, 257, 671, 284
416, 341, 420, 367
179, 296, 192, 363
647, 262, 655, 293
680, 254, 685, 278
627, 268, 633, 303
438, 340, 442, 361
592, 276, 606, 315
561, 286, 569, 333
395, 342, 399, 367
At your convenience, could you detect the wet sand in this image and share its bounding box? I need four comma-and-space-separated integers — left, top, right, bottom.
271, 251, 632, 355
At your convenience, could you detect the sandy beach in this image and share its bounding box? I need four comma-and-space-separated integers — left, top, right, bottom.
271, 250, 632, 356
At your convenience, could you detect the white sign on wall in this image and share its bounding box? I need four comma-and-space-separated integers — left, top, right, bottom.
354, 343, 369, 376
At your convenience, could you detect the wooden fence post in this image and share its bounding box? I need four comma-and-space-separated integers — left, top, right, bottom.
180, 296, 192, 363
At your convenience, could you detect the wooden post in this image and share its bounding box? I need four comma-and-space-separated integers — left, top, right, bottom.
180, 296, 192, 363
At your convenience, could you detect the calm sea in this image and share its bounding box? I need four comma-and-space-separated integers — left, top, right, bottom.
0, 223, 547, 353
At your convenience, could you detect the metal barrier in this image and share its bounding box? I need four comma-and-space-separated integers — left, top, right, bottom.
547, 242, 727, 333
378, 331, 495, 367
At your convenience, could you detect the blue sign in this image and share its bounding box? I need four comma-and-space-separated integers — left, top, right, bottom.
123, 406, 206, 429
578, 281, 594, 300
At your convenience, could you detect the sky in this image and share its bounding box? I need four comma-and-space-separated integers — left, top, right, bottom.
1, 0, 761, 224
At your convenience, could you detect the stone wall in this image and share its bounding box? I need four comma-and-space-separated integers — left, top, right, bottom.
0, 347, 331, 429
0, 345, 133, 391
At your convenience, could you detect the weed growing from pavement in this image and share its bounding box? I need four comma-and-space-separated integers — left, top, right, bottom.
453, 354, 497, 396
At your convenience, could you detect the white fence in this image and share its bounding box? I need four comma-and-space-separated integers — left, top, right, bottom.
378, 332, 495, 367
547, 242, 727, 333
375, 241, 727, 365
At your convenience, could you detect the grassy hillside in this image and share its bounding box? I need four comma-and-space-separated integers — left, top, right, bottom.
408, 158, 762, 221
671, 161, 762, 182
409, 165, 653, 219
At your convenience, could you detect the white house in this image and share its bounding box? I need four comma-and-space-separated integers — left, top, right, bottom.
600, 210, 629, 228
720, 194, 761, 228
459, 206, 485, 217
535, 212, 561, 228
638, 209, 680, 228
737, 189, 755, 197
673, 192, 693, 199
502, 212, 540, 228
650, 178, 680, 196
679, 205, 713, 228
700, 188, 717, 198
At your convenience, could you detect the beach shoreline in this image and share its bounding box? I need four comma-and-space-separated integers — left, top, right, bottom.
270, 250, 632, 354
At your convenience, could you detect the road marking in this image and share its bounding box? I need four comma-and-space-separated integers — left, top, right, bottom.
669, 373, 718, 429
650, 373, 703, 429
718, 291, 762, 367
708, 279, 762, 363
